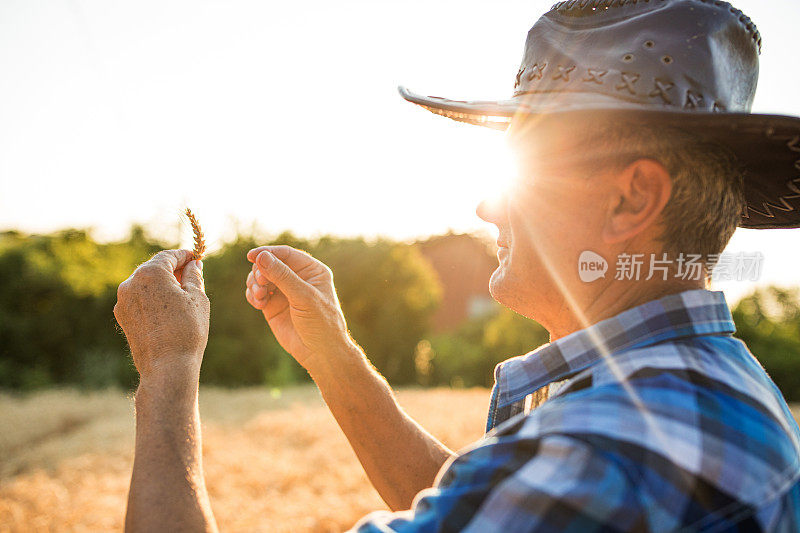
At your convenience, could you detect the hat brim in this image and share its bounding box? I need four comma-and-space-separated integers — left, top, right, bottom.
398, 86, 800, 230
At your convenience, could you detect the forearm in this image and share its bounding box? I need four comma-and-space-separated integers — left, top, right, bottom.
126, 376, 218, 533
310, 342, 454, 511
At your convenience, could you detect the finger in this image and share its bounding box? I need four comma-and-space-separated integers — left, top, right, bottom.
247, 246, 269, 263
252, 281, 272, 299
247, 245, 303, 263
181, 260, 205, 293
248, 245, 315, 273
246, 286, 265, 310
147, 249, 194, 274
247, 269, 268, 289
254, 265, 269, 286
255, 250, 312, 303
246, 268, 276, 301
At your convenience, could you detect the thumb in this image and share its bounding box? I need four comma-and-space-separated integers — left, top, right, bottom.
181, 260, 205, 293
256, 250, 311, 302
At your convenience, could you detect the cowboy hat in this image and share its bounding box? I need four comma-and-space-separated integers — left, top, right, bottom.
399, 0, 800, 229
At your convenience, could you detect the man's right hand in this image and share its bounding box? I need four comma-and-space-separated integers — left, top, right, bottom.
245, 245, 358, 373
246, 245, 453, 511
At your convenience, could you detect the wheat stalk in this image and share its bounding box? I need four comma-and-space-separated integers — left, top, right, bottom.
185, 207, 206, 260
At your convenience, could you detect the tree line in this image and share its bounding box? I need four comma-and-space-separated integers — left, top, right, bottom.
0, 228, 797, 401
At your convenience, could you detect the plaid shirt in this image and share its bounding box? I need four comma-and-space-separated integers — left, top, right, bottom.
353, 290, 800, 532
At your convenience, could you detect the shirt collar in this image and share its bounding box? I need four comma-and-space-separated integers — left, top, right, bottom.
493, 289, 735, 410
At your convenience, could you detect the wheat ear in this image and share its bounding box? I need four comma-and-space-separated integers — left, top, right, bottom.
185, 208, 206, 260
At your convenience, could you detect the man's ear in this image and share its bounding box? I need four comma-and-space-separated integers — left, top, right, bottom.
601, 159, 672, 244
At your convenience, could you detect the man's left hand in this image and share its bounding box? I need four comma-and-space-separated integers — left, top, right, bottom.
114, 249, 210, 384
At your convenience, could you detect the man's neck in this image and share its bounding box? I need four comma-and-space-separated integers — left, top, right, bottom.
546, 278, 707, 342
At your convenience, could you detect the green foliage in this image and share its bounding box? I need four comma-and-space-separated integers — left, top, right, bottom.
0, 228, 442, 389
199, 233, 442, 386
423, 308, 550, 388
733, 286, 800, 402
315, 238, 442, 384
201, 235, 306, 387
0, 225, 798, 400
0, 227, 160, 389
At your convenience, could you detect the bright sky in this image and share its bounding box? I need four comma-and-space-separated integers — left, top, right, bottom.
0, 0, 798, 302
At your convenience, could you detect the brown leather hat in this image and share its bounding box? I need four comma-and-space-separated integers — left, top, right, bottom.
399, 0, 800, 229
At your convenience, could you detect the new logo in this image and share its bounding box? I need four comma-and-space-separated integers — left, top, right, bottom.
578, 251, 608, 282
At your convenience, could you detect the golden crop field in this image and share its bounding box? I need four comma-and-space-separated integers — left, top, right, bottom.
0, 387, 490, 532
1, 388, 798, 533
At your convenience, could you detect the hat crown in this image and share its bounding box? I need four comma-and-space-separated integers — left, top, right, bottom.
512, 0, 760, 113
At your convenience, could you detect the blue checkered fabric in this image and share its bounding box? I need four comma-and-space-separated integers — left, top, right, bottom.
353, 290, 800, 532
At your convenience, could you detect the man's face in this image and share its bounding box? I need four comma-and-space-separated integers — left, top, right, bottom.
477, 120, 612, 321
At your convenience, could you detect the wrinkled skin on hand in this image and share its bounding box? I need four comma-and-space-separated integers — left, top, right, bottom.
114, 249, 210, 381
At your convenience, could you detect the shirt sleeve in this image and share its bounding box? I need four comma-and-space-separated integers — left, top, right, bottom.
349, 432, 644, 533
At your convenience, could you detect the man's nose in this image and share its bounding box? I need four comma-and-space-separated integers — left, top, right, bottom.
476, 194, 507, 224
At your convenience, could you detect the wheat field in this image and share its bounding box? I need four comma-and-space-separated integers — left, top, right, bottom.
2, 388, 798, 533
0, 387, 490, 532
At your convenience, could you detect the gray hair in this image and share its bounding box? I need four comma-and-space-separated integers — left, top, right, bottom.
576, 122, 745, 264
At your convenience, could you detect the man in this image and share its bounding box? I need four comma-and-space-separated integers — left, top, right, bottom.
114, 1, 800, 531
